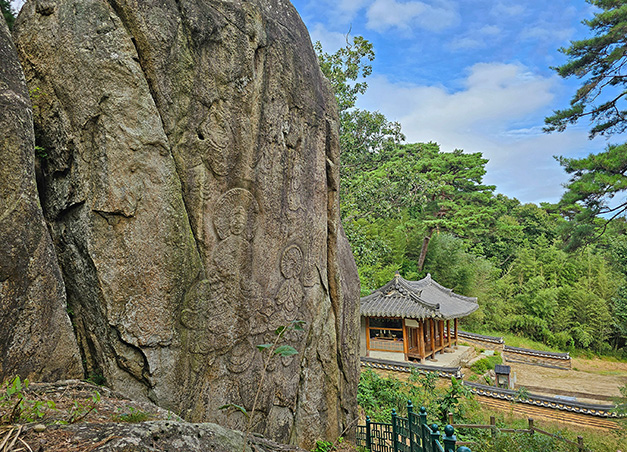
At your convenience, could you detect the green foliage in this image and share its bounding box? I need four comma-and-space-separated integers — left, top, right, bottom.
315, 36, 374, 114
68, 390, 101, 424
221, 320, 305, 452
86, 370, 106, 386
555, 144, 627, 249
435, 376, 472, 424
478, 432, 578, 452
1, 0, 15, 30
470, 354, 502, 375
35, 145, 48, 159
113, 406, 151, 423
515, 386, 530, 401
0, 376, 58, 424
315, 37, 405, 182
615, 383, 627, 415
312, 437, 343, 452
316, 31, 627, 358
357, 370, 477, 425
544, 1, 627, 138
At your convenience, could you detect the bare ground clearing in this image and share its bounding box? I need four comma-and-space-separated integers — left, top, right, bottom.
506, 357, 627, 404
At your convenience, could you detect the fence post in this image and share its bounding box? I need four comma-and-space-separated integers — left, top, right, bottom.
577, 436, 584, 451
419, 406, 428, 451
442, 425, 456, 452
430, 424, 441, 452
528, 418, 534, 435
457, 447, 472, 452
448, 412, 453, 425
407, 401, 414, 452
366, 416, 371, 451
490, 416, 496, 438
392, 409, 398, 452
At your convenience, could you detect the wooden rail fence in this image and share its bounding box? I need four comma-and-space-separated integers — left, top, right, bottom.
448, 413, 589, 451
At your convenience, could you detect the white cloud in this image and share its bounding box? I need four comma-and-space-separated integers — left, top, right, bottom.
10, 0, 25, 12
449, 24, 501, 50
308, 23, 351, 54
355, 62, 607, 204
449, 37, 484, 50
520, 25, 574, 43
366, 0, 459, 33
491, 3, 525, 17
336, 0, 372, 14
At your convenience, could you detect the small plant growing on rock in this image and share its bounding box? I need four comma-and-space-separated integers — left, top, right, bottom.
221, 319, 305, 451
67, 390, 101, 424
0, 376, 56, 424
114, 406, 151, 423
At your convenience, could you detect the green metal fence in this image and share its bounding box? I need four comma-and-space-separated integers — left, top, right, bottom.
356, 401, 471, 452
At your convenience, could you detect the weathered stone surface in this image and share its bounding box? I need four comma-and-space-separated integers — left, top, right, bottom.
0, 17, 83, 381
13, 0, 360, 447
26, 421, 309, 452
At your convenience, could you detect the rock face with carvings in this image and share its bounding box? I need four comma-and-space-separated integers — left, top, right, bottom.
0, 17, 83, 382
13, 0, 360, 447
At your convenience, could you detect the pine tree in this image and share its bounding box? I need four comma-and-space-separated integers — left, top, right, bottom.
1, 0, 15, 30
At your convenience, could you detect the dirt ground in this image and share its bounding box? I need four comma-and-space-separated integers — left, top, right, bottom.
505, 357, 627, 404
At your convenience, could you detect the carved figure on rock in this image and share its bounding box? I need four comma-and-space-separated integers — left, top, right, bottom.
212, 188, 261, 300
277, 245, 305, 313
199, 104, 236, 177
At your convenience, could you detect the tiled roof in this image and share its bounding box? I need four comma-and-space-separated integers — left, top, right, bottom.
360, 273, 479, 320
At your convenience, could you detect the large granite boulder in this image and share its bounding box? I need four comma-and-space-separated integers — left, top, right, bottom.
13, 0, 360, 447
0, 16, 83, 381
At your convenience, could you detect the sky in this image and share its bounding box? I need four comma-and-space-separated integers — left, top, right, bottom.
9, 0, 618, 204
291, 0, 618, 205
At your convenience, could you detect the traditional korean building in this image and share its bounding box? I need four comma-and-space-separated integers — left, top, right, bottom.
360, 272, 479, 362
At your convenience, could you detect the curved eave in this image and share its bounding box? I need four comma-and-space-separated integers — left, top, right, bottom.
360, 273, 480, 320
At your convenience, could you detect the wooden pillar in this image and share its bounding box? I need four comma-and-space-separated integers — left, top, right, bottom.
454, 318, 458, 346
447, 320, 451, 348
402, 319, 409, 361
439, 320, 444, 352
429, 319, 435, 359
419, 320, 426, 361
365, 317, 370, 356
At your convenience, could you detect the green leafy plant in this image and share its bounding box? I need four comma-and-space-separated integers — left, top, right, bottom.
312, 437, 343, 452
0, 376, 29, 423
67, 390, 100, 424
34, 145, 48, 159
436, 376, 472, 424
515, 386, 530, 402
114, 406, 151, 423
86, 371, 106, 386
220, 320, 305, 452
0, 376, 58, 424
614, 383, 627, 415
408, 369, 437, 392
470, 354, 502, 375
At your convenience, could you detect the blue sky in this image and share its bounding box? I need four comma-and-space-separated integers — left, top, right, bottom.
10, 0, 617, 204
291, 0, 617, 204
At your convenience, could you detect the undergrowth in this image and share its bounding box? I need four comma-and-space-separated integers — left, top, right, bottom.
355, 370, 627, 452
0, 376, 101, 425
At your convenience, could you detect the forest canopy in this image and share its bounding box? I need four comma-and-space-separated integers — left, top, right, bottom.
317, 29, 627, 355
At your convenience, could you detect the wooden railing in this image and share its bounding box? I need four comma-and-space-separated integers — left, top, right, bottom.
448, 413, 589, 451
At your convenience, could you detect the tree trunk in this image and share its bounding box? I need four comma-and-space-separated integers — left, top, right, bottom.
417, 228, 434, 272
